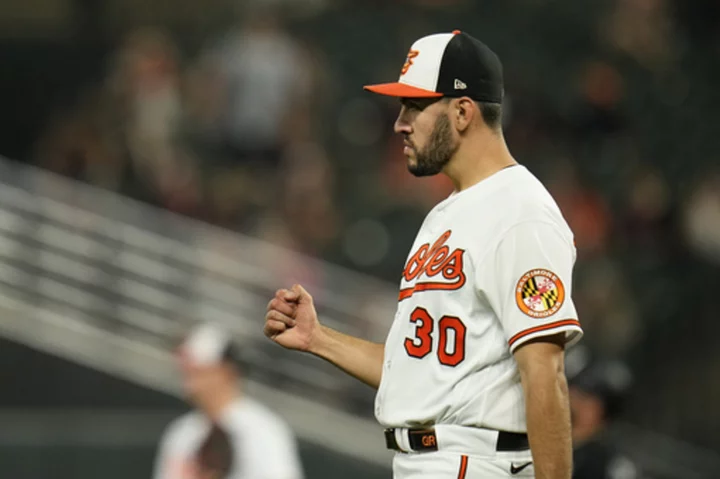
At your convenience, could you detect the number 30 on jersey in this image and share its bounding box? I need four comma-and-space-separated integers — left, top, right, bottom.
404, 307, 467, 366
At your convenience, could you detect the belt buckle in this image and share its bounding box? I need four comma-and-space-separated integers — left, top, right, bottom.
408, 428, 438, 452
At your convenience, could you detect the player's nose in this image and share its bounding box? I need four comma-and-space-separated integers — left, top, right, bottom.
394, 111, 412, 135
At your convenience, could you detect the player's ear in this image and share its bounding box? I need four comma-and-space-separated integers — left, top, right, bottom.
452, 97, 475, 132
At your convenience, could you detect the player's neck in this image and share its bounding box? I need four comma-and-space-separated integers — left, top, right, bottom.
444, 130, 516, 192
197, 385, 240, 422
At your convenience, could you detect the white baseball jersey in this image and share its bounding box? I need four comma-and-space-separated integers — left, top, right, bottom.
375, 165, 583, 432
153, 397, 304, 479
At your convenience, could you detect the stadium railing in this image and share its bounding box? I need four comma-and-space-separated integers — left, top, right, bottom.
0, 156, 716, 477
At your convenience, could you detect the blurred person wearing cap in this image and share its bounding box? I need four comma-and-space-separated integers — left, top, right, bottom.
266, 30, 582, 478
566, 348, 640, 479
153, 323, 304, 479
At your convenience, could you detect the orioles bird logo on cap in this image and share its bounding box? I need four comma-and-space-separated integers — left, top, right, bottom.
400, 50, 419, 76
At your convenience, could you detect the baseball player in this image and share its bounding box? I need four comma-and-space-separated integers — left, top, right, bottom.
566, 348, 640, 479
264, 30, 583, 479
154, 323, 304, 479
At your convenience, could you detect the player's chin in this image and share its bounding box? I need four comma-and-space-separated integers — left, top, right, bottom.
405, 154, 417, 169
408, 162, 440, 177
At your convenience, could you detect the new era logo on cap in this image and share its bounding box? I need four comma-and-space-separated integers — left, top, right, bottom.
364, 30, 503, 103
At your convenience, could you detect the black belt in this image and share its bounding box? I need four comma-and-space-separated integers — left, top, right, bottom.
384, 427, 529, 453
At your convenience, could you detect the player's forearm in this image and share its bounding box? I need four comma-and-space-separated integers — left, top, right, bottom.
521, 363, 573, 479
309, 325, 384, 389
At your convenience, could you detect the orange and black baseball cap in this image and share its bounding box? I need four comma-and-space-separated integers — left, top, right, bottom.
364, 30, 503, 104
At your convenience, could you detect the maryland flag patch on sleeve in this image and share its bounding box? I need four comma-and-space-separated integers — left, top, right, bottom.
515, 269, 565, 318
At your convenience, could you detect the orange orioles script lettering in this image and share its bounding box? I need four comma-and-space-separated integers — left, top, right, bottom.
399, 230, 466, 301
401, 50, 419, 75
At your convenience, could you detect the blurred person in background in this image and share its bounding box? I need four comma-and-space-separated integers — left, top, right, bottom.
600, 0, 677, 72
622, 167, 675, 256
545, 159, 612, 260
204, 5, 312, 160
566, 347, 640, 479
33, 27, 202, 217
572, 260, 641, 357
186, 3, 315, 230
154, 323, 304, 479
113, 28, 202, 216
684, 172, 720, 266
32, 87, 124, 191
254, 141, 340, 254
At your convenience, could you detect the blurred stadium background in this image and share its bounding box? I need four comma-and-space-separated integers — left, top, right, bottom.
0, 0, 719, 477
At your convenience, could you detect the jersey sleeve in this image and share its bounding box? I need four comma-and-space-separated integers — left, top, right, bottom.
477, 221, 583, 353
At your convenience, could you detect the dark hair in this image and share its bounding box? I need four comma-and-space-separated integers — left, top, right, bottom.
221, 343, 244, 368
477, 101, 503, 131
442, 97, 503, 131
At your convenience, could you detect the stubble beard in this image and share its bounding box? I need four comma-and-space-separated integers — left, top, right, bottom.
407, 114, 459, 177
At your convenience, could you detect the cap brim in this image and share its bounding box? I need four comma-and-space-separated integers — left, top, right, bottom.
363, 82, 444, 98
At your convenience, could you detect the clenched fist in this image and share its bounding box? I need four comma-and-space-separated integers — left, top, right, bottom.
264, 284, 320, 353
